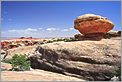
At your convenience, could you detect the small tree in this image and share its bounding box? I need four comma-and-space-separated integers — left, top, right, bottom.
9, 54, 30, 71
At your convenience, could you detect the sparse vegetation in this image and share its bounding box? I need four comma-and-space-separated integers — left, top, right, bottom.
3, 54, 30, 71
64, 37, 79, 42
38, 38, 79, 45
114, 65, 121, 81
56, 38, 65, 41
2, 58, 10, 63
46, 40, 54, 43
103, 33, 111, 39
1, 68, 8, 71
38, 42, 45, 45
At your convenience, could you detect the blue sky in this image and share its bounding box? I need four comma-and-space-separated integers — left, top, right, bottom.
1, 1, 121, 38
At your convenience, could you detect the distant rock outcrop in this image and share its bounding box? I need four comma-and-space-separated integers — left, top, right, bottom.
74, 14, 114, 40
29, 38, 121, 81
1, 37, 44, 49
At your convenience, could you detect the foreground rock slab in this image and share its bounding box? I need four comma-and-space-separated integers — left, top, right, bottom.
29, 37, 121, 81
1, 70, 84, 81
1, 62, 12, 71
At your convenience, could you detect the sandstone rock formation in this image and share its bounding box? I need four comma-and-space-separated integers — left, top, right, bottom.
29, 37, 121, 81
1, 62, 84, 81
74, 14, 114, 40
1, 62, 12, 71
1, 37, 45, 49
74, 31, 121, 40
1, 69, 84, 81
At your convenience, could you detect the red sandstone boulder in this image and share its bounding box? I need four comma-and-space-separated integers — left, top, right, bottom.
74, 14, 114, 39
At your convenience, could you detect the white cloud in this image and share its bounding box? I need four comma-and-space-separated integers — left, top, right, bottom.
2, 27, 77, 38
26, 28, 37, 31
1, 31, 5, 34
8, 29, 17, 32
62, 29, 69, 31
8, 28, 37, 33
62, 28, 74, 32
46, 28, 57, 31
69, 28, 74, 30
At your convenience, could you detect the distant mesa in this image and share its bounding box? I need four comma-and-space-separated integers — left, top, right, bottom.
19, 37, 32, 39
74, 14, 114, 40
1, 37, 42, 50
19, 37, 25, 39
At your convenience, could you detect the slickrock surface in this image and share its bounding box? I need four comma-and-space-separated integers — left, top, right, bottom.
29, 37, 121, 81
1, 70, 84, 81
1, 62, 84, 81
74, 14, 114, 40
1, 46, 37, 60
1, 62, 12, 71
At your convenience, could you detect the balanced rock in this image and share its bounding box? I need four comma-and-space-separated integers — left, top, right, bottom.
74, 14, 114, 40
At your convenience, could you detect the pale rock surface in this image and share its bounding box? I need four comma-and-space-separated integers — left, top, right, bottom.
1, 70, 85, 81
29, 37, 121, 81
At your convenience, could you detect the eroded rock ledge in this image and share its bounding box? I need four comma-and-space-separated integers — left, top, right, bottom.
29, 38, 121, 81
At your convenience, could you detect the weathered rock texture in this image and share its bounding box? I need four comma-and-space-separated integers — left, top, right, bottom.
1, 37, 46, 49
74, 31, 121, 40
29, 37, 121, 81
1, 62, 12, 71
74, 14, 114, 40
1, 62, 84, 81
2, 70, 84, 81
1, 46, 37, 60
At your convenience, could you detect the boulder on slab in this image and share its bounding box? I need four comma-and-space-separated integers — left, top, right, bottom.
74, 14, 114, 40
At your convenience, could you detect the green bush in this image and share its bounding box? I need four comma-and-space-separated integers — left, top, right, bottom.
115, 66, 121, 81
1, 68, 8, 71
46, 40, 53, 43
56, 38, 65, 41
2, 58, 12, 63
64, 37, 78, 42
6, 54, 30, 71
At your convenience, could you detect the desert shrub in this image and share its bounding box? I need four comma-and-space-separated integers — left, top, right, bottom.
2, 58, 12, 63
1, 68, 8, 71
56, 38, 65, 41
5, 54, 30, 71
46, 40, 53, 43
114, 66, 121, 81
118, 31, 121, 35
103, 34, 111, 39
38, 42, 45, 45
64, 38, 71, 42
64, 37, 78, 42
52, 39, 57, 42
